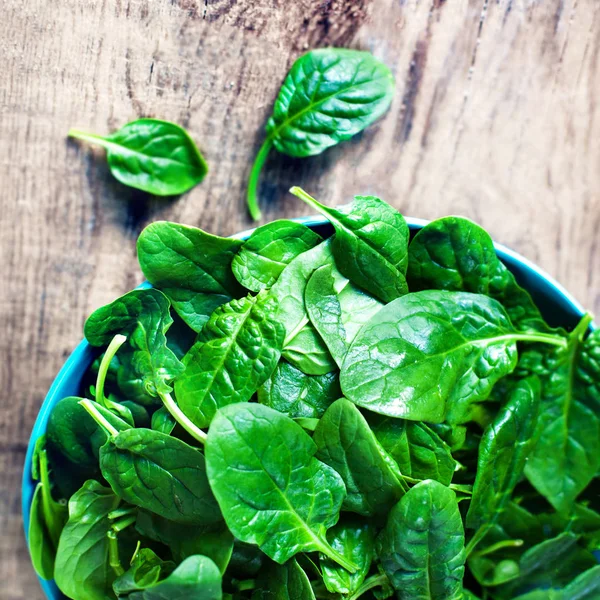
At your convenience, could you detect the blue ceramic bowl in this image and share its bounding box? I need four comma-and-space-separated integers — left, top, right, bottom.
22, 217, 591, 600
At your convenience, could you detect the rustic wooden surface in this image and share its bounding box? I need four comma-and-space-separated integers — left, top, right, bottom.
1, 0, 599, 597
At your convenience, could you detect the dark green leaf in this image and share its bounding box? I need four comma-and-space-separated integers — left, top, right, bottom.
100, 428, 221, 525
69, 119, 207, 196
340, 291, 560, 424
378, 480, 466, 600
205, 403, 354, 570
314, 399, 406, 517
174, 291, 285, 428
252, 558, 315, 600
292, 189, 409, 303
257, 360, 340, 419
84, 288, 184, 397
54, 480, 122, 600
113, 548, 176, 596
369, 415, 457, 486
467, 377, 541, 537
406, 216, 557, 333
137, 222, 243, 332
232, 221, 322, 292
150, 406, 176, 435
320, 518, 375, 595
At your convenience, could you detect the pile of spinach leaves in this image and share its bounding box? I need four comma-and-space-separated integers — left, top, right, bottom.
30, 190, 600, 600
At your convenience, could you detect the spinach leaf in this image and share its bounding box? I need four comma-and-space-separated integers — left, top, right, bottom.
98, 426, 222, 526
306, 264, 382, 367
54, 480, 123, 600
150, 406, 176, 435
228, 542, 265, 578
84, 288, 184, 397
406, 216, 557, 333
28, 442, 68, 580
368, 415, 457, 486
314, 399, 407, 517
320, 519, 375, 595
69, 119, 207, 196
281, 323, 337, 375
292, 188, 409, 303
137, 222, 243, 332
257, 360, 340, 418
341, 290, 565, 424
466, 377, 541, 553
377, 480, 466, 600
122, 555, 222, 600
513, 565, 600, 599
232, 220, 322, 291
135, 511, 233, 573
113, 548, 175, 596
253, 559, 315, 600
174, 291, 285, 428
247, 48, 394, 220
205, 403, 356, 571
523, 318, 600, 514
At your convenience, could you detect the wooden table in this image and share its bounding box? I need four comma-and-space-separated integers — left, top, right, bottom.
1, 1, 599, 597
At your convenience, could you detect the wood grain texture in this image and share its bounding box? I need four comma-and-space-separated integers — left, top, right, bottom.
1, 0, 599, 597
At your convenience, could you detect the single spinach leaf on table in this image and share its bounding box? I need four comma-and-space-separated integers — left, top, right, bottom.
522, 318, 600, 514
252, 558, 315, 600
247, 48, 394, 220
341, 290, 565, 424
84, 288, 184, 398
205, 403, 356, 571
54, 480, 123, 600
292, 188, 409, 303
314, 398, 407, 517
137, 221, 243, 332
28, 441, 68, 580
135, 510, 233, 573
306, 264, 382, 367
466, 377, 541, 553
377, 479, 466, 600
232, 220, 322, 291
320, 518, 375, 595
97, 425, 222, 526
69, 119, 207, 195
119, 555, 222, 600
257, 360, 340, 418
368, 414, 457, 486
174, 291, 285, 429
406, 216, 559, 334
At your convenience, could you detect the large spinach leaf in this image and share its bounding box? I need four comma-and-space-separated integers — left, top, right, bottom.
523, 319, 600, 514
174, 291, 284, 428
306, 264, 382, 367
84, 288, 184, 397
257, 360, 340, 418
232, 220, 322, 291
466, 377, 541, 553
54, 480, 123, 600
69, 119, 207, 196
314, 399, 406, 517
247, 49, 394, 220
368, 415, 456, 486
205, 403, 356, 571
292, 188, 409, 303
406, 216, 557, 333
320, 518, 375, 595
137, 222, 243, 332
99, 427, 221, 526
341, 290, 565, 424
377, 480, 466, 600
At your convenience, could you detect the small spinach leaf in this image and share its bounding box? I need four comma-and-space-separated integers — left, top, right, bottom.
232, 220, 322, 291
205, 403, 356, 571
174, 291, 285, 428
69, 119, 207, 196
377, 480, 466, 600
314, 399, 407, 517
292, 188, 409, 303
113, 548, 175, 596
150, 406, 176, 435
257, 360, 340, 419
253, 558, 315, 600
137, 222, 243, 332
247, 49, 394, 220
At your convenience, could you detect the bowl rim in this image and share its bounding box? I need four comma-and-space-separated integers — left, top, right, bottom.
21, 215, 592, 600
